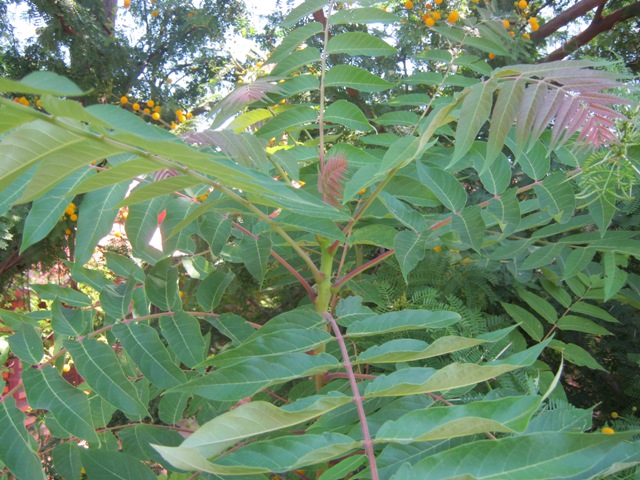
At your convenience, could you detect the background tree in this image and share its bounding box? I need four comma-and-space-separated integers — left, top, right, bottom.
0, 0, 248, 106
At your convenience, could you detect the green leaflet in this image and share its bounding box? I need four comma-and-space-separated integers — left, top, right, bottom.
394, 230, 427, 282
31, 283, 92, 307
271, 20, 324, 56
22, 367, 99, 443
8, 323, 43, 364
549, 340, 606, 371
158, 391, 191, 425
325, 65, 395, 93
51, 299, 92, 336
346, 310, 461, 337
74, 182, 129, 267
154, 433, 359, 475
199, 214, 233, 256
20, 168, 94, 251
325, 99, 375, 132
104, 252, 146, 282
417, 164, 467, 213
451, 79, 497, 165
326, 32, 397, 57
176, 393, 351, 458
146, 258, 181, 311
271, 47, 321, 77
364, 341, 549, 397
0, 398, 46, 480
391, 431, 640, 479
451, 205, 486, 252
534, 172, 576, 224
52, 443, 84, 480
80, 449, 157, 480
160, 312, 206, 369
204, 327, 333, 368
100, 278, 135, 320
239, 235, 272, 286
256, 106, 317, 140
356, 331, 509, 364
376, 396, 542, 442
329, 7, 400, 25
166, 353, 340, 401
118, 424, 184, 467
64, 338, 148, 417
196, 270, 235, 311
113, 322, 187, 389
0, 71, 86, 96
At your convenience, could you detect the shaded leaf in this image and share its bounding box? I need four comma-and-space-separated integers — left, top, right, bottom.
64, 338, 148, 417
113, 322, 187, 390
160, 311, 207, 368
23, 366, 99, 443
0, 398, 46, 480
347, 310, 460, 337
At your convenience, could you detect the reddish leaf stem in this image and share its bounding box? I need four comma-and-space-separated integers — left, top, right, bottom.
322, 312, 378, 480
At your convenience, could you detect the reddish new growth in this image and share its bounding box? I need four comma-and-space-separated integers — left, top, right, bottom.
318, 152, 348, 208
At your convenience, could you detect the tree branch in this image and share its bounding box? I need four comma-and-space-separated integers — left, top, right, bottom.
543, 1, 640, 61
532, 0, 607, 40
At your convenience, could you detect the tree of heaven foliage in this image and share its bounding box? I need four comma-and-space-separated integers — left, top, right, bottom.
0, 0, 639, 479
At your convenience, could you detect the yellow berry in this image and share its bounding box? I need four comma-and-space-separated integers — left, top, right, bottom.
502, 19, 510, 28
528, 17, 538, 26
509, 30, 515, 37
434, 0, 442, 4
530, 23, 539, 31
19, 96, 29, 106
132, 102, 140, 111
432, 11, 441, 20
518, 0, 527, 8
146, 99, 154, 107
120, 95, 128, 104
611, 412, 619, 419
121, 210, 128, 219
405, 0, 413, 9
124, 0, 131, 7
152, 112, 160, 120
523, 32, 531, 39
186, 112, 193, 119
70, 214, 78, 221
175, 109, 183, 116
143, 107, 151, 114
167, 77, 172, 83
433, 246, 443, 253
65, 229, 72, 235
36, 99, 42, 107
602, 427, 615, 434
154, 105, 161, 113
151, 9, 159, 17
62, 363, 71, 372
114, 231, 121, 238
488, 52, 496, 59
358, 188, 367, 195
179, 291, 184, 298
256, 61, 264, 68
171, 121, 177, 129
425, 16, 435, 26
448, 11, 459, 22
178, 114, 186, 123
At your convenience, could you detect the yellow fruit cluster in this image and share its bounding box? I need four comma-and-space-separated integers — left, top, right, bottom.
120, 95, 166, 122
62, 202, 78, 225
404, 0, 461, 27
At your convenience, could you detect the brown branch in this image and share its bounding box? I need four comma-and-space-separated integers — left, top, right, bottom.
532, 0, 607, 40
541, 1, 640, 61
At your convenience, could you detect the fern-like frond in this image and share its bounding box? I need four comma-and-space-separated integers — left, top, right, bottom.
318, 152, 348, 208
479, 60, 631, 162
